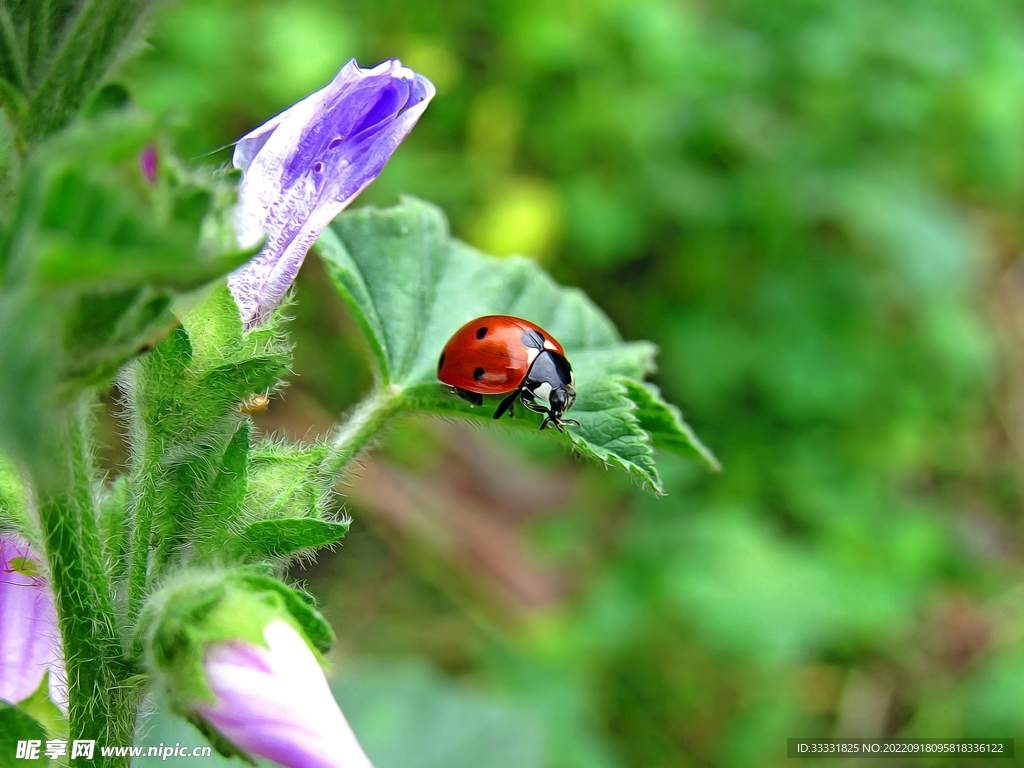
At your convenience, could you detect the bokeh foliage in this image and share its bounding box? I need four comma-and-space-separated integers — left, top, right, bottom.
121, 0, 1024, 766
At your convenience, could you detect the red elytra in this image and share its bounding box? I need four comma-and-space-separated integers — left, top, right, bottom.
437, 315, 579, 432
437, 315, 564, 393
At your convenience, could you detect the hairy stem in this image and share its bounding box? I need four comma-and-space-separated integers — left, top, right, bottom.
125, 451, 159, 621
36, 400, 138, 767
320, 386, 404, 477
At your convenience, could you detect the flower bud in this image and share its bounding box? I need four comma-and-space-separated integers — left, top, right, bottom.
0, 533, 66, 708
144, 571, 370, 768
141, 145, 158, 184
197, 619, 372, 768
229, 58, 434, 329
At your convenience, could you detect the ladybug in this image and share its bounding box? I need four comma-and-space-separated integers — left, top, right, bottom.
437, 315, 579, 432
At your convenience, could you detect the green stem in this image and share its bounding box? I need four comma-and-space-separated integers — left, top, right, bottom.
321, 386, 404, 477
125, 456, 156, 621
35, 401, 138, 767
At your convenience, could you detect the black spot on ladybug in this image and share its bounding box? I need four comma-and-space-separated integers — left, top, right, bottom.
473, 367, 485, 381
437, 352, 446, 372
521, 330, 545, 350
476, 326, 488, 339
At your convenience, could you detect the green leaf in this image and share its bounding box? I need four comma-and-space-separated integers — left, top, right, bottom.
82, 82, 131, 119
0, 701, 48, 766
400, 377, 664, 490
0, 116, 257, 475
14, 670, 66, 740
190, 422, 250, 563
0, 76, 27, 129
194, 428, 350, 563
0, 10, 28, 95
565, 378, 661, 488
236, 518, 350, 560
3, 0, 160, 144
236, 572, 334, 654
210, 422, 251, 521
192, 426, 346, 566
245, 441, 331, 521
319, 197, 715, 493
620, 379, 720, 471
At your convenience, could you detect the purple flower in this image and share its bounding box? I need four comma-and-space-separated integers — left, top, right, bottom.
229, 59, 435, 329
0, 533, 66, 708
141, 145, 158, 184
194, 620, 373, 768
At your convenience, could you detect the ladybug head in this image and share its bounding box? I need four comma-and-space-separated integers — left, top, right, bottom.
528, 351, 579, 432
552, 387, 577, 430
549, 383, 576, 420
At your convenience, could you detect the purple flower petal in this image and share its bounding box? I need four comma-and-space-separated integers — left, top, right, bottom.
0, 533, 66, 708
195, 620, 373, 768
229, 59, 435, 329
141, 146, 158, 184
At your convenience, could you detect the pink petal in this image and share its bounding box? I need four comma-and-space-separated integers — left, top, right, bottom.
0, 533, 65, 708
195, 620, 373, 768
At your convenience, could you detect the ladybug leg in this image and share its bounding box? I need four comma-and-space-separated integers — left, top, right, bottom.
539, 414, 571, 432
540, 413, 580, 433
522, 389, 571, 432
453, 387, 483, 407
524, 402, 550, 432
520, 392, 547, 415
493, 390, 519, 420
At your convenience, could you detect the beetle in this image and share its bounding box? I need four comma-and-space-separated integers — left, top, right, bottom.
437, 315, 580, 432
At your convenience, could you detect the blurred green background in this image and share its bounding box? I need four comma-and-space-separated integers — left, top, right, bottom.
122, 0, 1024, 765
